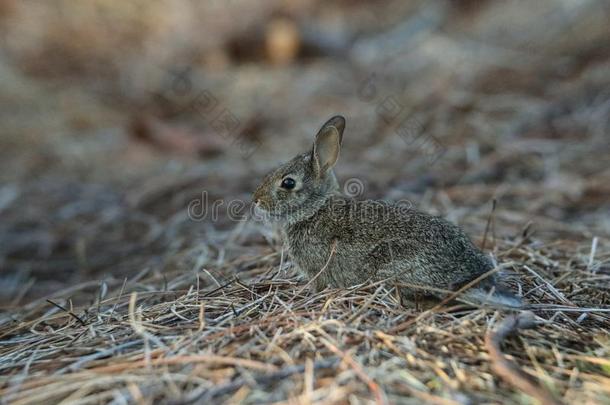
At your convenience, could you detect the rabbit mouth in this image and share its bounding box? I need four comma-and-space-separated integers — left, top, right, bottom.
253, 203, 285, 221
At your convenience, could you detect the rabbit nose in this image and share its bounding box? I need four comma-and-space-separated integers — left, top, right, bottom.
252, 188, 263, 204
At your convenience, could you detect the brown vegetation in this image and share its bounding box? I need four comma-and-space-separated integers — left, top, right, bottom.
0, 1, 609, 403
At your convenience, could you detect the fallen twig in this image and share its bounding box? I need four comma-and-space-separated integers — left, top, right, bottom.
485, 311, 564, 405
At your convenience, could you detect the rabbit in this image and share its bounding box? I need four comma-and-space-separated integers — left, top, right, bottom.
252, 115, 521, 308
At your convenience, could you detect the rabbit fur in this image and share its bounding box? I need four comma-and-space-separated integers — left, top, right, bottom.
253, 115, 521, 308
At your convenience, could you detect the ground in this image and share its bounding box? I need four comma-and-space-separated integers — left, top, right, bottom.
0, 1, 609, 404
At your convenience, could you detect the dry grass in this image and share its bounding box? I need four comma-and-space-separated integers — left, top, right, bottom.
1, 231, 609, 404
1, 1, 610, 404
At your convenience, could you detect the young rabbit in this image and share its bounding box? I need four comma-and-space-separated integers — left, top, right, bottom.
253, 115, 521, 308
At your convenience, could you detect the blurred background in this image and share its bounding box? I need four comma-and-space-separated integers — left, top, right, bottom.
1, 0, 609, 306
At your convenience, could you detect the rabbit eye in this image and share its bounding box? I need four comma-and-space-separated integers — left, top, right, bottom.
280, 177, 296, 190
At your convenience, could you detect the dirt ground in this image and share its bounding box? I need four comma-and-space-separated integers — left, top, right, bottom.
1, 1, 609, 404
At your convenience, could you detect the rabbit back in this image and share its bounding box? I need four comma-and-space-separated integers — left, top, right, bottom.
286, 195, 495, 296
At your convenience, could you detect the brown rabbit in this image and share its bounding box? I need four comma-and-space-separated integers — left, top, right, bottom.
253, 116, 521, 308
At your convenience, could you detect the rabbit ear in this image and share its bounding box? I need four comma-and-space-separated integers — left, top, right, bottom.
312, 115, 345, 176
